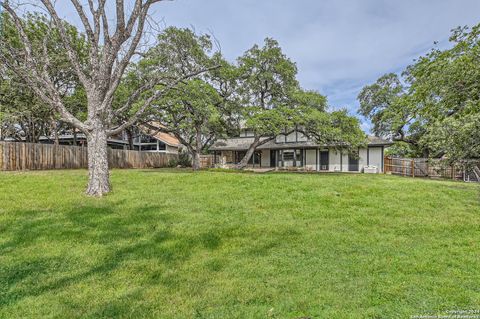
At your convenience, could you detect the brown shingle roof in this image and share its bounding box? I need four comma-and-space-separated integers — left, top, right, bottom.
141, 122, 181, 147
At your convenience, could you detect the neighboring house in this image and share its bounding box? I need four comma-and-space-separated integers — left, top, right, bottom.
29, 125, 182, 154
210, 129, 393, 173
133, 130, 182, 154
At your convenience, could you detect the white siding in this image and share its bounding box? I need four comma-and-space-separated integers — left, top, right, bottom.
261, 150, 270, 167
297, 132, 308, 142
305, 149, 317, 171
359, 148, 368, 172
328, 149, 341, 172
343, 153, 351, 172
286, 131, 296, 143
368, 147, 383, 173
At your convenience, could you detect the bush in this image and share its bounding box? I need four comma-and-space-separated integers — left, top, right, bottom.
167, 150, 192, 168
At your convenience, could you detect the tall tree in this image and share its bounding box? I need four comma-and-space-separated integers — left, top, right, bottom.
0, 1, 207, 196
235, 38, 365, 168
140, 27, 231, 170
0, 13, 87, 144
234, 38, 299, 168
358, 23, 480, 161
151, 79, 225, 170
357, 73, 426, 156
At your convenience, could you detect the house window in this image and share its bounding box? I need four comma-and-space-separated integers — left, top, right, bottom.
283, 151, 295, 161
141, 144, 158, 151
139, 135, 157, 143
158, 142, 166, 151
279, 149, 303, 167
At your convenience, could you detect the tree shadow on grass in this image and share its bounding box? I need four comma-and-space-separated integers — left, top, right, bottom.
0, 201, 223, 312
0, 200, 304, 316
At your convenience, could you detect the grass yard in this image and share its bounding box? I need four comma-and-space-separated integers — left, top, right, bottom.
0, 170, 479, 318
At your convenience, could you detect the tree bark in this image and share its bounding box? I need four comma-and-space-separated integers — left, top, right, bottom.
192, 151, 201, 170
73, 128, 77, 146
126, 128, 134, 150
85, 125, 111, 197
192, 128, 202, 171
236, 136, 261, 169
236, 136, 277, 169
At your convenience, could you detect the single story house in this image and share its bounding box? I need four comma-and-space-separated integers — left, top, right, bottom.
210, 129, 392, 173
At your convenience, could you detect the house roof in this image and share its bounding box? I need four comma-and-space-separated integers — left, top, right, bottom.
140, 122, 181, 147
210, 135, 393, 151
151, 131, 181, 147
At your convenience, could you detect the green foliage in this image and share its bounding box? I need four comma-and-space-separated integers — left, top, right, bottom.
0, 13, 88, 141
384, 141, 419, 157
234, 38, 364, 159
359, 23, 480, 160
167, 150, 193, 168
237, 38, 300, 137
0, 170, 479, 318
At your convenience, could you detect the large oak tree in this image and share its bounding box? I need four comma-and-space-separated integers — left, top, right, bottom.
234, 38, 365, 168
0, 0, 205, 196
359, 23, 480, 161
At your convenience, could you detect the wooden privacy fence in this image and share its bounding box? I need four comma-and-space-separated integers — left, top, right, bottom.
384, 156, 480, 182
0, 142, 178, 171
199, 155, 215, 169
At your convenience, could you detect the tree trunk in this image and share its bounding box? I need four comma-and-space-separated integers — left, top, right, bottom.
73, 128, 77, 146
126, 128, 134, 150
51, 119, 59, 146
192, 127, 202, 171
236, 136, 261, 169
85, 126, 111, 197
192, 151, 201, 170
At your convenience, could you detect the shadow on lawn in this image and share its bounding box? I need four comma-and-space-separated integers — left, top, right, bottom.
0, 201, 224, 313
0, 200, 301, 316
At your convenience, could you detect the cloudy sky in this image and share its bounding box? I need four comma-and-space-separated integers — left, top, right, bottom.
154, 0, 480, 132
53, 0, 480, 131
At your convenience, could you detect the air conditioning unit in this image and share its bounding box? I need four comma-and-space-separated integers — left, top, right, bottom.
364, 166, 378, 174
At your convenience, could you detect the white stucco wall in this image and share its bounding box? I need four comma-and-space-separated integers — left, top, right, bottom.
261, 150, 270, 167
305, 149, 317, 171
341, 152, 350, 172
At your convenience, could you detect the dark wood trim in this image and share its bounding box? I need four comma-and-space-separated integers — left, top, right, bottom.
367, 147, 370, 166
381, 146, 384, 173
340, 150, 343, 172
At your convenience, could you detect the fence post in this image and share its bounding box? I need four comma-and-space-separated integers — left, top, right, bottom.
411, 159, 415, 178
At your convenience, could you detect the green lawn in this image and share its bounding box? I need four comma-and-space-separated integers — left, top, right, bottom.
0, 170, 479, 318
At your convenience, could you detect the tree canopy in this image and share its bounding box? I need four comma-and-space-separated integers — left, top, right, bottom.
359, 23, 480, 161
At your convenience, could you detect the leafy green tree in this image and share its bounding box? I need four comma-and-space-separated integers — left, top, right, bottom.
357, 73, 426, 157
359, 24, 480, 161
234, 38, 299, 168
235, 38, 365, 168
1, 1, 208, 196
0, 12, 88, 144
152, 79, 225, 170
407, 25, 480, 161
140, 27, 233, 170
